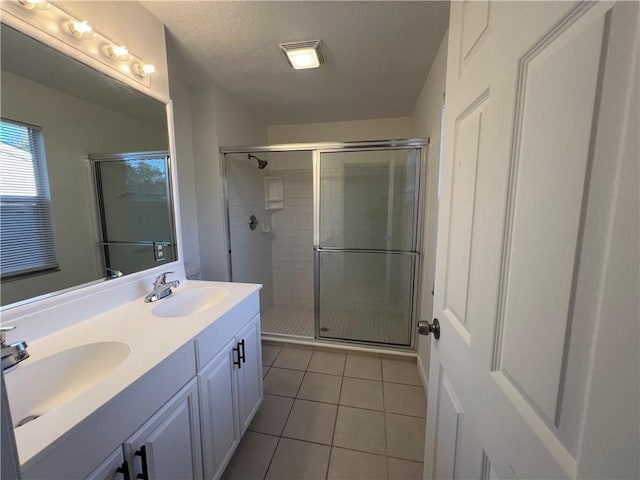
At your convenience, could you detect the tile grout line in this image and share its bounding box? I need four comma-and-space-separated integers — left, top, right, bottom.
326, 364, 345, 480
260, 344, 285, 480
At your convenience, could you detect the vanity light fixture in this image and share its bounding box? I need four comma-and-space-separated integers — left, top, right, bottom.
103, 44, 129, 60
279, 40, 325, 70
18, 0, 48, 9
66, 19, 92, 38
12, 0, 157, 84
133, 63, 156, 78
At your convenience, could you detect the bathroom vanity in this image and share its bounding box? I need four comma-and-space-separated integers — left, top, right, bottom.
4, 280, 263, 480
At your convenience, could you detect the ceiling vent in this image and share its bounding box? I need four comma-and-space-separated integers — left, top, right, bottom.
279, 40, 325, 70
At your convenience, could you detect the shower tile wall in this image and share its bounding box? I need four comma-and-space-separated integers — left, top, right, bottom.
270, 168, 313, 308
227, 156, 274, 311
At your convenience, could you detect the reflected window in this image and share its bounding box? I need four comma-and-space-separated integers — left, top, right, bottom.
0, 118, 58, 279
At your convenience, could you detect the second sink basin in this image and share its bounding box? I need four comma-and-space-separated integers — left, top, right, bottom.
151, 287, 229, 318
5, 341, 130, 428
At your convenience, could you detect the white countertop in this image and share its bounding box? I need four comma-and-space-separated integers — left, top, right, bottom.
6, 280, 261, 466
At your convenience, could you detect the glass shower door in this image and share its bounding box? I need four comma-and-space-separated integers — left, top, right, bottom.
315, 148, 421, 346
93, 152, 176, 276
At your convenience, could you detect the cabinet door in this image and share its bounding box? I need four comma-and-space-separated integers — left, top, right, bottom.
124, 378, 202, 480
85, 447, 127, 480
235, 315, 263, 435
198, 338, 239, 480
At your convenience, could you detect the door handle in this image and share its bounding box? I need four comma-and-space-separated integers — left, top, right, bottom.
417, 318, 440, 339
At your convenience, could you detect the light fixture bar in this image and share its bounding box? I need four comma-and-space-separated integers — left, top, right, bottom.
13, 0, 156, 85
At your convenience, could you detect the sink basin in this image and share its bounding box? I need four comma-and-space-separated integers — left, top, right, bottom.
4, 341, 130, 428
151, 287, 229, 318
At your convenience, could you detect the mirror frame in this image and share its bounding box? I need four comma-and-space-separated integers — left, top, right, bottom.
0, 8, 184, 311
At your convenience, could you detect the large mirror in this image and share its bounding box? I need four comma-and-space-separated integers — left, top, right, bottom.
0, 24, 176, 307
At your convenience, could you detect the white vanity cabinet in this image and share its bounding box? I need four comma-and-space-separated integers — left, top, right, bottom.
123, 378, 202, 480
198, 314, 263, 480
85, 378, 202, 480
16, 284, 262, 480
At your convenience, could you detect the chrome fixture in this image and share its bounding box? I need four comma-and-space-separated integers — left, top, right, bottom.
417, 318, 440, 339
248, 154, 268, 169
1, 326, 30, 371
106, 268, 123, 278
249, 215, 258, 231
144, 271, 180, 303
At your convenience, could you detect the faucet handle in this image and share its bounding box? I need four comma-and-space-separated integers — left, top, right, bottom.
0, 326, 16, 345
154, 271, 175, 288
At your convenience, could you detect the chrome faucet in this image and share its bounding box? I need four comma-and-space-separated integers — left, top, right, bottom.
1, 326, 29, 371
145, 271, 180, 303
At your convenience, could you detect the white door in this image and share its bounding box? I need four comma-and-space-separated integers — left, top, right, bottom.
199, 339, 240, 480
124, 379, 203, 480
425, 1, 639, 478
235, 315, 263, 435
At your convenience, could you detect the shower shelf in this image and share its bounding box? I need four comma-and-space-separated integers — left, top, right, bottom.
264, 176, 284, 211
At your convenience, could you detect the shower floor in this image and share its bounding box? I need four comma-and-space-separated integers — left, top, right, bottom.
262, 304, 411, 346
262, 304, 315, 338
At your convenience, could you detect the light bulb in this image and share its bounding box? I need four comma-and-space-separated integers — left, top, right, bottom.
103, 44, 129, 59
66, 20, 92, 38
18, 0, 48, 9
134, 63, 156, 77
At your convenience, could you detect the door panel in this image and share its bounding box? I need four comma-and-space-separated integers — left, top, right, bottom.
318, 251, 415, 345
199, 339, 239, 480
236, 315, 263, 435
443, 92, 488, 333
316, 148, 422, 346
318, 149, 419, 251
496, 9, 606, 422
426, 1, 636, 478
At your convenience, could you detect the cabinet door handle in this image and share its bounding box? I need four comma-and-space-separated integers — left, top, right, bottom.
116, 460, 130, 480
135, 445, 149, 480
233, 343, 242, 369
239, 339, 246, 364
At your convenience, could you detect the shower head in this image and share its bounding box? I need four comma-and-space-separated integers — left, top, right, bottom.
249, 154, 268, 169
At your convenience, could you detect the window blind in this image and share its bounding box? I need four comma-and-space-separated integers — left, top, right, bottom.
0, 118, 58, 279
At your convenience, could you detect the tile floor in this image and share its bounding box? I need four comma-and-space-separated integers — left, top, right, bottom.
222, 342, 426, 480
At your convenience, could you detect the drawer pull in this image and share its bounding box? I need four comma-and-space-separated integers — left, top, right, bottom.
233, 343, 242, 368
116, 461, 130, 480
239, 339, 246, 364
135, 445, 149, 480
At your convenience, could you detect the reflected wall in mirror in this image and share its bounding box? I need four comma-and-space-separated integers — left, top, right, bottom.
0, 24, 174, 307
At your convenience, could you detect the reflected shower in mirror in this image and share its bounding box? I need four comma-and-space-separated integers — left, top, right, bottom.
92, 151, 176, 276
0, 24, 174, 307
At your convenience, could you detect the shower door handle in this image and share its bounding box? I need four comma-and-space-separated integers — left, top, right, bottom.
417, 319, 440, 340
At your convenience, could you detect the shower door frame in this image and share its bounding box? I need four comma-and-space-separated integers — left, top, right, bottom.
221, 138, 429, 350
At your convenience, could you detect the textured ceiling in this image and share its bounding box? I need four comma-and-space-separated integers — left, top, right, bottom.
142, 1, 450, 124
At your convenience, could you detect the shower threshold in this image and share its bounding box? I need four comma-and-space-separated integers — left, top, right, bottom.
261, 303, 414, 351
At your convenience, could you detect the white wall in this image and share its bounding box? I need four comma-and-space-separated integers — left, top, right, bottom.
268, 117, 412, 144
410, 31, 449, 384
1, 71, 168, 306
183, 85, 268, 284
167, 72, 201, 275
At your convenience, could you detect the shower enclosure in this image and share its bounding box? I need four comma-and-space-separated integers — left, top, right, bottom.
91, 151, 176, 277
222, 140, 426, 348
